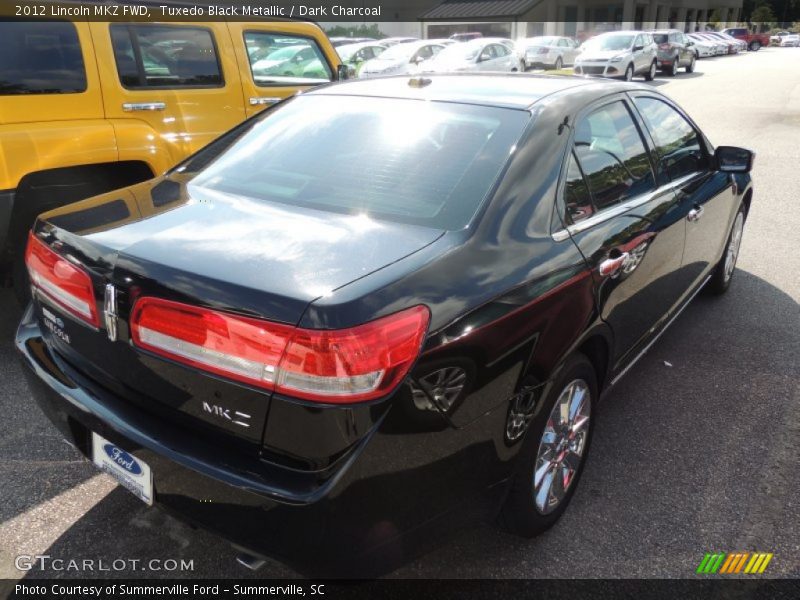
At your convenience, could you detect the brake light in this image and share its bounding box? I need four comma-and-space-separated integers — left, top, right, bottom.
25, 232, 99, 327
130, 298, 429, 403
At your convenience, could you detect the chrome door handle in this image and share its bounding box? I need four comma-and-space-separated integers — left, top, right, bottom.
687, 205, 704, 222
122, 102, 166, 112
249, 97, 281, 106
599, 252, 629, 277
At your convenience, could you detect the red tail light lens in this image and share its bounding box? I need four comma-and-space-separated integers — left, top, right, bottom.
130, 298, 429, 404
25, 232, 99, 327
278, 305, 430, 402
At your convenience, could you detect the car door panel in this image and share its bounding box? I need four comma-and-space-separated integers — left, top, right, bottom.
630, 93, 735, 293
556, 96, 687, 367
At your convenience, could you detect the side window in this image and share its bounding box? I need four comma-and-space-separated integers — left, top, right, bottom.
0, 20, 86, 95
634, 35, 643, 47
479, 45, 493, 61
558, 38, 569, 47
111, 25, 222, 88
634, 97, 708, 180
573, 100, 655, 211
243, 32, 332, 86
495, 44, 510, 56
563, 151, 595, 223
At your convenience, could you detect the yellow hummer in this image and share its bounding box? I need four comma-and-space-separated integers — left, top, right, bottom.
0, 17, 343, 299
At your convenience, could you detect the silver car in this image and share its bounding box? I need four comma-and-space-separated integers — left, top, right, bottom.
518, 36, 579, 70
423, 39, 520, 74
574, 31, 658, 81
359, 41, 445, 78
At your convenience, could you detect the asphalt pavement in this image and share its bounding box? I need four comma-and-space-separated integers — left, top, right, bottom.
0, 47, 798, 580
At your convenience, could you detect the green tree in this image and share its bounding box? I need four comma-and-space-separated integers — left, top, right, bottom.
751, 2, 778, 30
324, 24, 386, 40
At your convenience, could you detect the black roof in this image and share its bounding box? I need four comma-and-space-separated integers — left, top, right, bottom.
420, 0, 543, 20
308, 73, 643, 111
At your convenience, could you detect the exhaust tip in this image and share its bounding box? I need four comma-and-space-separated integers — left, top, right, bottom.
236, 552, 266, 572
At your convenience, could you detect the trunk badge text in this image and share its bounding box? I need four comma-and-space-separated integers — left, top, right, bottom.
104, 283, 118, 342
202, 402, 252, 428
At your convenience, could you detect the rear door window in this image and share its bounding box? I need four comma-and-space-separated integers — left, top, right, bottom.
244, 32, 332, 87
573, 100, 655, 210
0, 20, 86, 95
563, 151, 595, 223
111, 24, 222, 88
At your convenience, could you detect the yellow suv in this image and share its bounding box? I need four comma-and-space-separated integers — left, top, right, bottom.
0, 17, 343, 297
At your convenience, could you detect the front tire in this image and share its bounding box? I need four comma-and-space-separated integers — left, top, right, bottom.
707, 204, 745, 295
554, 56, 563, 70
644, 60, 657, 81
498, 354, 596, 537
623, 63, 634, 81
686, 54, 696, 73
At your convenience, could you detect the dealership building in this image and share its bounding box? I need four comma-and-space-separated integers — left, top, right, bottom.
351, 0, 745, 39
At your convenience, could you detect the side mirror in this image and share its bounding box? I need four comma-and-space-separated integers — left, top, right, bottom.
686, 40, 694, 46
337, 64, 350, 80
715, 146, 754, 173
633, 44, 644, 51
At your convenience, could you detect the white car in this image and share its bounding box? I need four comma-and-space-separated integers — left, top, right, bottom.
687, 33, 718, 57
359, 41, 445, 77
692, 33, 728, 55
422, 39, 520, 74
574, 31, 658, 81
518, 36, 580, 69
779, 34, 800, 47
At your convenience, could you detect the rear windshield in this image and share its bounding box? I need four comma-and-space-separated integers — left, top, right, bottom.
188, 95, 530, 230
653, 34, 668, 44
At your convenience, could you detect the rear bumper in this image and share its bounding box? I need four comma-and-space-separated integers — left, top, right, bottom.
14, 306, 379, 572
0, 189, 14, 262
16, 305, 509, 574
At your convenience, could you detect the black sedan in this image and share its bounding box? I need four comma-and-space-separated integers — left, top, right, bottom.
16, 74, 754, 575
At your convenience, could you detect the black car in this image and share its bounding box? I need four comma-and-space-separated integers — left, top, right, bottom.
17, 74, 754, 575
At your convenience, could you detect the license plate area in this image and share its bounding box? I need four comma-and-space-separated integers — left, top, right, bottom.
91, 432, 153, 506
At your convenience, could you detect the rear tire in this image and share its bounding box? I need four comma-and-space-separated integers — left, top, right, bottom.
498, 354, 596, 538
707, 204, 746, 295
666, 57, 677, 76
749, 41, 761, 51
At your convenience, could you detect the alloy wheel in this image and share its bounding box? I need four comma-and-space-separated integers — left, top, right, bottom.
533, 379, 591, 514
648, 61, 656, 80
409, 367, 467, 412
724, 212, 745, 282
625, 64, 633, 81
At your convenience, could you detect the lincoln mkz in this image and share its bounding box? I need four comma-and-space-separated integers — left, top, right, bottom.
17, 74, 754, 575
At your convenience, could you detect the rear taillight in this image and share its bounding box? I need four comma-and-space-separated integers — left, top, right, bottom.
130, 298, 429, 404
25, 232, 99, 327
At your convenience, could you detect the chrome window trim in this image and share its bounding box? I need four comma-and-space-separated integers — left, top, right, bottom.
552, 172, 697, 242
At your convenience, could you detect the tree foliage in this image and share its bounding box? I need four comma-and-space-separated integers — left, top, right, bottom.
324, 24, 386, 40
